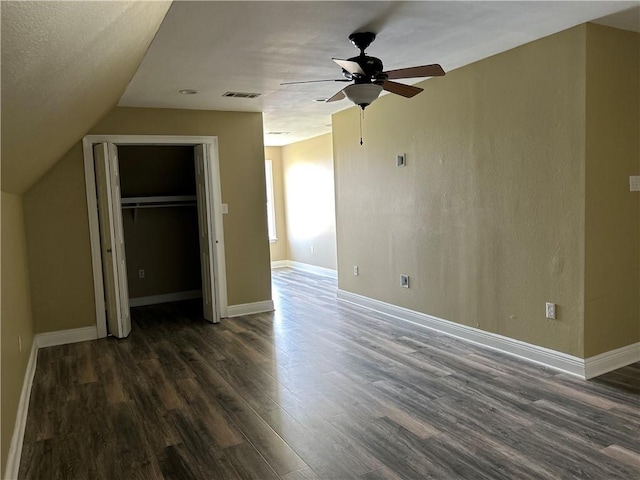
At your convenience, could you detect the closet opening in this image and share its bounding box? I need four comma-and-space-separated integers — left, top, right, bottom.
83, 135, 228, 340
118, 145, 203, 328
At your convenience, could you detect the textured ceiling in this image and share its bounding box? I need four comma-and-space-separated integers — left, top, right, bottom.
2, 1, 637, 195
1, 1, 171, 194
119, 1, 639, 147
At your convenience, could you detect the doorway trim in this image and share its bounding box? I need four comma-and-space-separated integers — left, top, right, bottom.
82, 135, 228, 338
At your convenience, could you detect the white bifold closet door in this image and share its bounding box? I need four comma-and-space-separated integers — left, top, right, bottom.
194, 144, 220, 323
94, 143, 132, 338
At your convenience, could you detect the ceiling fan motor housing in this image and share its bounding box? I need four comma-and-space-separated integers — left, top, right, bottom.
342, 55, 385, 84
341, 32, 384, 84
353, 56, 384, 79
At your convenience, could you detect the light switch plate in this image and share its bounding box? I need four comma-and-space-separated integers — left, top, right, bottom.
221, 203, 229, 214
397, 154, 406, 167
630, 176, 640, 192
546, 302, 556, 319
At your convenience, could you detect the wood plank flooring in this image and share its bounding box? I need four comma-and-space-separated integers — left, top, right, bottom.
19, 268, 640, 479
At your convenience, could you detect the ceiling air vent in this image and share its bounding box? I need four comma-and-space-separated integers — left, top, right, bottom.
222, 91, 261, 99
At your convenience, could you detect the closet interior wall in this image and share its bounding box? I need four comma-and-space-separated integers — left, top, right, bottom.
117, 145, 202, 305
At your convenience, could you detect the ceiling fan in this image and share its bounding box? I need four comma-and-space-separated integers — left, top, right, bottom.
281, 32, 445, 110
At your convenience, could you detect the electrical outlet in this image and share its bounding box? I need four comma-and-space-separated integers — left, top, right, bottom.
546, 302, 556, 319
139, 269, 145, 279
310, 245, 315, 254
18, 335, 22, 353
400, 275, 410, 288
353, 266, 359, 276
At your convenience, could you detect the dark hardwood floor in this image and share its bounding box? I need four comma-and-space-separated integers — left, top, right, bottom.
19, 268, 640, 479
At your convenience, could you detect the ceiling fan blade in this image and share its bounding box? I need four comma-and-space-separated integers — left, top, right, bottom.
326, 89, 346, 103
384, 64, 445, 80
280, 79, 350, 85
382, 80, 423, 98
333, 58, 365, 76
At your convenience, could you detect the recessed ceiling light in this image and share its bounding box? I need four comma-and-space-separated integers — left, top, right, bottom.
314, 98, 328, 102
178, 89, 198, 95
267, 132, 290, 135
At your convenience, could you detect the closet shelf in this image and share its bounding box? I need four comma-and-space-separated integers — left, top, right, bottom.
121, 195, 197, 221
121, 195, 196, 206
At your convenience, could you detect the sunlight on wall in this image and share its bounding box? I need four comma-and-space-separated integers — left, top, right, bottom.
285, 163, 334, 240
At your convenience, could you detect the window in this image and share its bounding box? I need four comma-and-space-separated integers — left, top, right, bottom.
265, 159, 277, 242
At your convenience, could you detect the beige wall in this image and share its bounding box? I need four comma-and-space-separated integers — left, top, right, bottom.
24, 107, 271, 333
282, 134, 337, 270
123, 208, 201, 299
584, 25, 640, 356
265, 146, 288, 262
1, 192, 35, 475
333, 26, 587, 356
24, 144, 97, 333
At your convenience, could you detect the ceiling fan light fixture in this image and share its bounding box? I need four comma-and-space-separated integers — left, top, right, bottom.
344, 84, 383, 109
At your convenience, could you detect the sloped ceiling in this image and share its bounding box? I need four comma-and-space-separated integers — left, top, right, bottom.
1, 1, 172, 194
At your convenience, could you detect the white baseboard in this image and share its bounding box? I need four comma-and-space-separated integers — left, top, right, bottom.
227, 300, 275, 318
336, 289, 639, 380
5, 326, 98, 479
273, 260, 337, 279
129, 289, 202, 307
270, 260, 290, 269
4, 339, 38, 480
585, 342, 640, 379
35, 326, 98, 349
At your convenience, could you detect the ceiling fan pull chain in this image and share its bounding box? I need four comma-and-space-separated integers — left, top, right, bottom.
360, 109, 364, 146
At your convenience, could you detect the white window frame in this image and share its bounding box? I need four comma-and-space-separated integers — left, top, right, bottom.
264, 159, 277, 242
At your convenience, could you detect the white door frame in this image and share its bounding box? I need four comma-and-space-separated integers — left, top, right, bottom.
82, 135, 228, 338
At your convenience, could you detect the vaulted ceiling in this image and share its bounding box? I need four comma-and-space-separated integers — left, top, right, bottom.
2, 1, 638, 194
